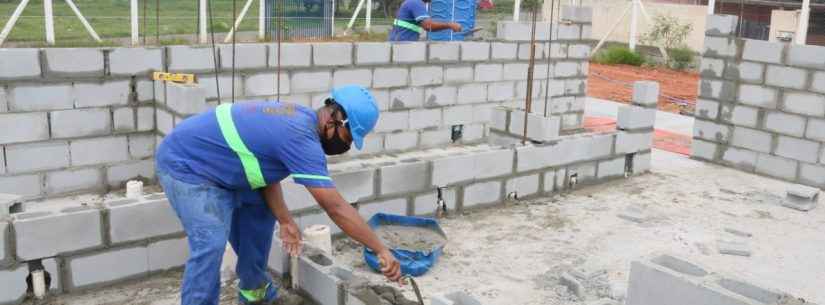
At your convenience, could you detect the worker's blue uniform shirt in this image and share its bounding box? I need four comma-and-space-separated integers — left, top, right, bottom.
156, 100, 334, 197
388, 0, 429, 41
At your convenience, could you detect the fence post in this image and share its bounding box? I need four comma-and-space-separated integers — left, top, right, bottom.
131, 0, 139, 45
44, 0, 56, 45
199, 0, 208, 43
796, 0, 810, 44
259, 0, 266, 39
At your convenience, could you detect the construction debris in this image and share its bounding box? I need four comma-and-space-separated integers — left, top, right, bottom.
782, 184, 820, 212
724, 227, 753, 238
716, 240, 752, 257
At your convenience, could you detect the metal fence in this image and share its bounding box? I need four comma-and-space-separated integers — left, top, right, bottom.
266, 0, 333, 40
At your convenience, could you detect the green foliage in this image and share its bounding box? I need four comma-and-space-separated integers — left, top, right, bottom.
593, 46, 645, 66
668, 46, 694, 70
641, 14, 693, 50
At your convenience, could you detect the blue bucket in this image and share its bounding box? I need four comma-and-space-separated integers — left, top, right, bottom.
363, 213, 447, 277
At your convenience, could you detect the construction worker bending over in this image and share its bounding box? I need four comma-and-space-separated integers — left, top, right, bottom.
389, 0, 462, 41
155, 85, 402, 305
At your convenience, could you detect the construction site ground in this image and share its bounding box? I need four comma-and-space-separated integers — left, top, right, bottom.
29, 149, 825, 305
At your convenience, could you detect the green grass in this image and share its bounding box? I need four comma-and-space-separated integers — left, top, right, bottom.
593, 46, 645, 66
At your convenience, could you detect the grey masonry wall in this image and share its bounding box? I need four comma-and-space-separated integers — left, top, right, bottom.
692, 14, 825, 189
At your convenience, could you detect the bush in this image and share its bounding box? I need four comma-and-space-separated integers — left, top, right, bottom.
668, 47, 694, 70
641, 14, 693, 50
593, 46, 645, 66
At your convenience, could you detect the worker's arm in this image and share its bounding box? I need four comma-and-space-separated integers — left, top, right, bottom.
262, 183, 302, 256
420, 18, 462, 32
306, 187, 402, 282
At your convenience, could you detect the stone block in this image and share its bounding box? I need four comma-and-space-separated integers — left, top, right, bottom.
424, 86, 457, 107
373, 111, 409, 132
782, 91, 825, 117
359, 198, 408, 220
330, 169, 375, 203
702, 36, 738, 58
50, 108, 112, 138
691, 139, 718, 160
695, 99, 720, 119
632, 81, 660, 107
698, 79, 735, 102
474, 63, 503, 82
113, 107, 135, 132
554, 61, 580, 78
444, 66, 474, 84
0, 48, 40, 79
805, 118, 825, 141
742, 39, 784, 64
14, 207, 103, 260
413, 188, 457, 215
491, 42, 518, 60
292, 71, 332, 94
355, 42, 391, 64
74, 81, 131, 108
9, 142, 69, 179
561, 5, 593, 23
67, 246, 148, 290
107, 197, 183, 243
598, 157, 626, 179
45, 168, 103, 195
786, 44, 825, 69
107, 160, 155, 187
379, 160, 428, 196
410, 108, 442, 129
705, 14, 738, 36
505, 174, 539, 198
755, 153, 797, 180
429, 43, 460, 62
457, 83, 487, 104
799, 163, 825, 187
392, 42, 427, 63
385, 131, 418, 151
764, 111, 805, 137
109, 47, 164, 75
443, 105, 473, 125
313, 43, 352, 66
737, 84, 777, 109
332, 69, 372, 88
411, 66, 444, 86
496, 21, 551, 41
463, 181, 501, 208
617, 106, 655, 130
8, 84, 73, 111
148, 237, 188, 272
389, 88, 423, 109
373, 67, 408, 88
44, 48, 103, 75
699, 57, 725, 78
167, 45, 214, 71
693, 119, 731, 143
70, 136, 130, 166
219, 44, 267, 69
268, 43, 311, 67
460, 42, 490, 61
765, 66, 807, 90
726, 61, 764, 83
487, 82, 515, 102
502, 63, 528, 81
730, 127, 771, 153
244, 72, 291, 96
775, 136, 820, 163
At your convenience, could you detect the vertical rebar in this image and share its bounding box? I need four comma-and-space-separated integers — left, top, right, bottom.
276, 0, 283, 101
232, 0, 237, 104
142, 0, 147, 45
522, 5, 539, 144
737, 0, 744, 37
542, 0, 557, 118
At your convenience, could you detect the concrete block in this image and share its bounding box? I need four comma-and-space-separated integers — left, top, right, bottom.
787, 44, 825, 69
245, 72, 291, 96
463, 124, 485, 142
414, 188, 457, 215
297, 212, 341, 235
702, 36, 738, 58
167, 45, 213, 71
726, 61, 764, 83
392, 42, 427, 63
44, 48, 103, 75
617, 106, 655, 130
726, 105, 758, 128
107, 197, 183, 243
411, 66, 444, 86
14, 207, 102, 260
742, 39, 783, 64
355, 42, 391, 65
699, 57, 725, 78
68, 246, 148, 290
267, 235, 290, 275
475, 149, 515, 179
70, 136, 130, 166
698, 79, 734, 102
443, 105, 473, 126
0, 264, 28, 304
74, 81, 131, 108
420, 128, 453, 147
775, 136, 820, 163
333, 69, 372, 88
8, 84, 73, 111
568, 44, 591, 59
693, 119, 731, 143
410, 108, 442, 129
783, 184, 820, 211
632, 81, 660, 107
359, 198, 408, 220
805, 118, 825, 141
50, 108, 112, 138
0, 176, 42, 201
716, 240, 751, 256
385, 131, 418, 151
554, 61, 580, 78
312, 43, 352, 66
331, 169, 375, 203
431, 291, 484, 305
166, 83, 208, 115
614, 131, 652, 154
561, 5, 593, 23
765, 65, 807, 90
457, 83, 488, 104
373, 111, 409, 132
505, 174, 539, 198
129, 134, 156, 159
0, 87, 6, 113
496, 21, 551, 41
487, 82, 515, 102
737, 84, 777, 109
148, 237, 188, 272
472, 104, 496, 124
755, 153, 798, 180
511, 111, 561, 142
113, 107, 135, 132
463, 181, 501, 208
431, 154, 476, 186
517, 43, 547, 61
109, 47, 164, 75
783, 91, 825, 117
474, 63, 503, 82
267, 43, 311, 67
379, 160, 428, 196
492, 42, 518, 60
691, 139, 718, 160
282, 179, 317, 212
107, 160, 155, 187
0, 221, 7, 264
292, 71, 332, 94
812, 72, 825, 95
764, 111, 806, 137
136, 80, 155, 103
705, 14, 738, 36
219, 44, 266, 69
787, 183, 818, 199
45, 167, 103, 195
695, 99, 720, 119
555, 24, 581, 40
444, 65, 474, 84
634, 152, 652, 173
347, 134, 384, 156
373, 67, 408, 88
460, 42, 490, 61
598, 157, 626, 179
389, 88, 423, 109
156, 109, 174, 135
568, 162, 597, 184
430, 43, 460, 62
731, 127, 771, 153
5, 141, 69, 173
799, 163, 825, 188
0, 49, 41, 79
502, 63, 528, 81
489, 106, 508, 131
565, 79, 586, 96
198, 74, 243, 99
424, 86, 457, 107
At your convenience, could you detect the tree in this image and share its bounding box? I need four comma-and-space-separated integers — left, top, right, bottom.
641, 14, 692, 50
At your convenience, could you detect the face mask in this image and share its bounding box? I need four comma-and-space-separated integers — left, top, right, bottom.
321, 107, 352, 155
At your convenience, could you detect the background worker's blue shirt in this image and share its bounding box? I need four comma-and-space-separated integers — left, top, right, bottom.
156, 101, 334, 197
388, 0, 429, 41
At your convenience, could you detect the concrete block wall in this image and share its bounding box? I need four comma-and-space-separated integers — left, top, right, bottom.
693, 14, 825, 189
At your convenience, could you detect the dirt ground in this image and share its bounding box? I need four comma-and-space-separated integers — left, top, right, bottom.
27, 150, 825, 305
587, 63, 700, 115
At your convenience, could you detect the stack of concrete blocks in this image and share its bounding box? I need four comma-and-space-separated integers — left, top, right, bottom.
782, 183, 820, 211
0, 47, 160, 200
692, 14, 825, 190
488, 106, 561, 143
0, 193, 189, 303
628, 254, 816, 305
495, 5, 593, 131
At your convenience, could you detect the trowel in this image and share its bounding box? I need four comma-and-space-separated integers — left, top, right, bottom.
380, 259, 425, 305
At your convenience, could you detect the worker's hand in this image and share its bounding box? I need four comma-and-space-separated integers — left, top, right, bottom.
279, 221, 302, 256
377, 250, 403, 283
450, 22, 463, 32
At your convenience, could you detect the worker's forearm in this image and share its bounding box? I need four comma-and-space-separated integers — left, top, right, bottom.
424, 21, 454, 32
263, 183, 296, 225
324, 200, 388, 254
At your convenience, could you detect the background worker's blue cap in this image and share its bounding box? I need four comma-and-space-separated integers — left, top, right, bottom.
331, 85, 379, 150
